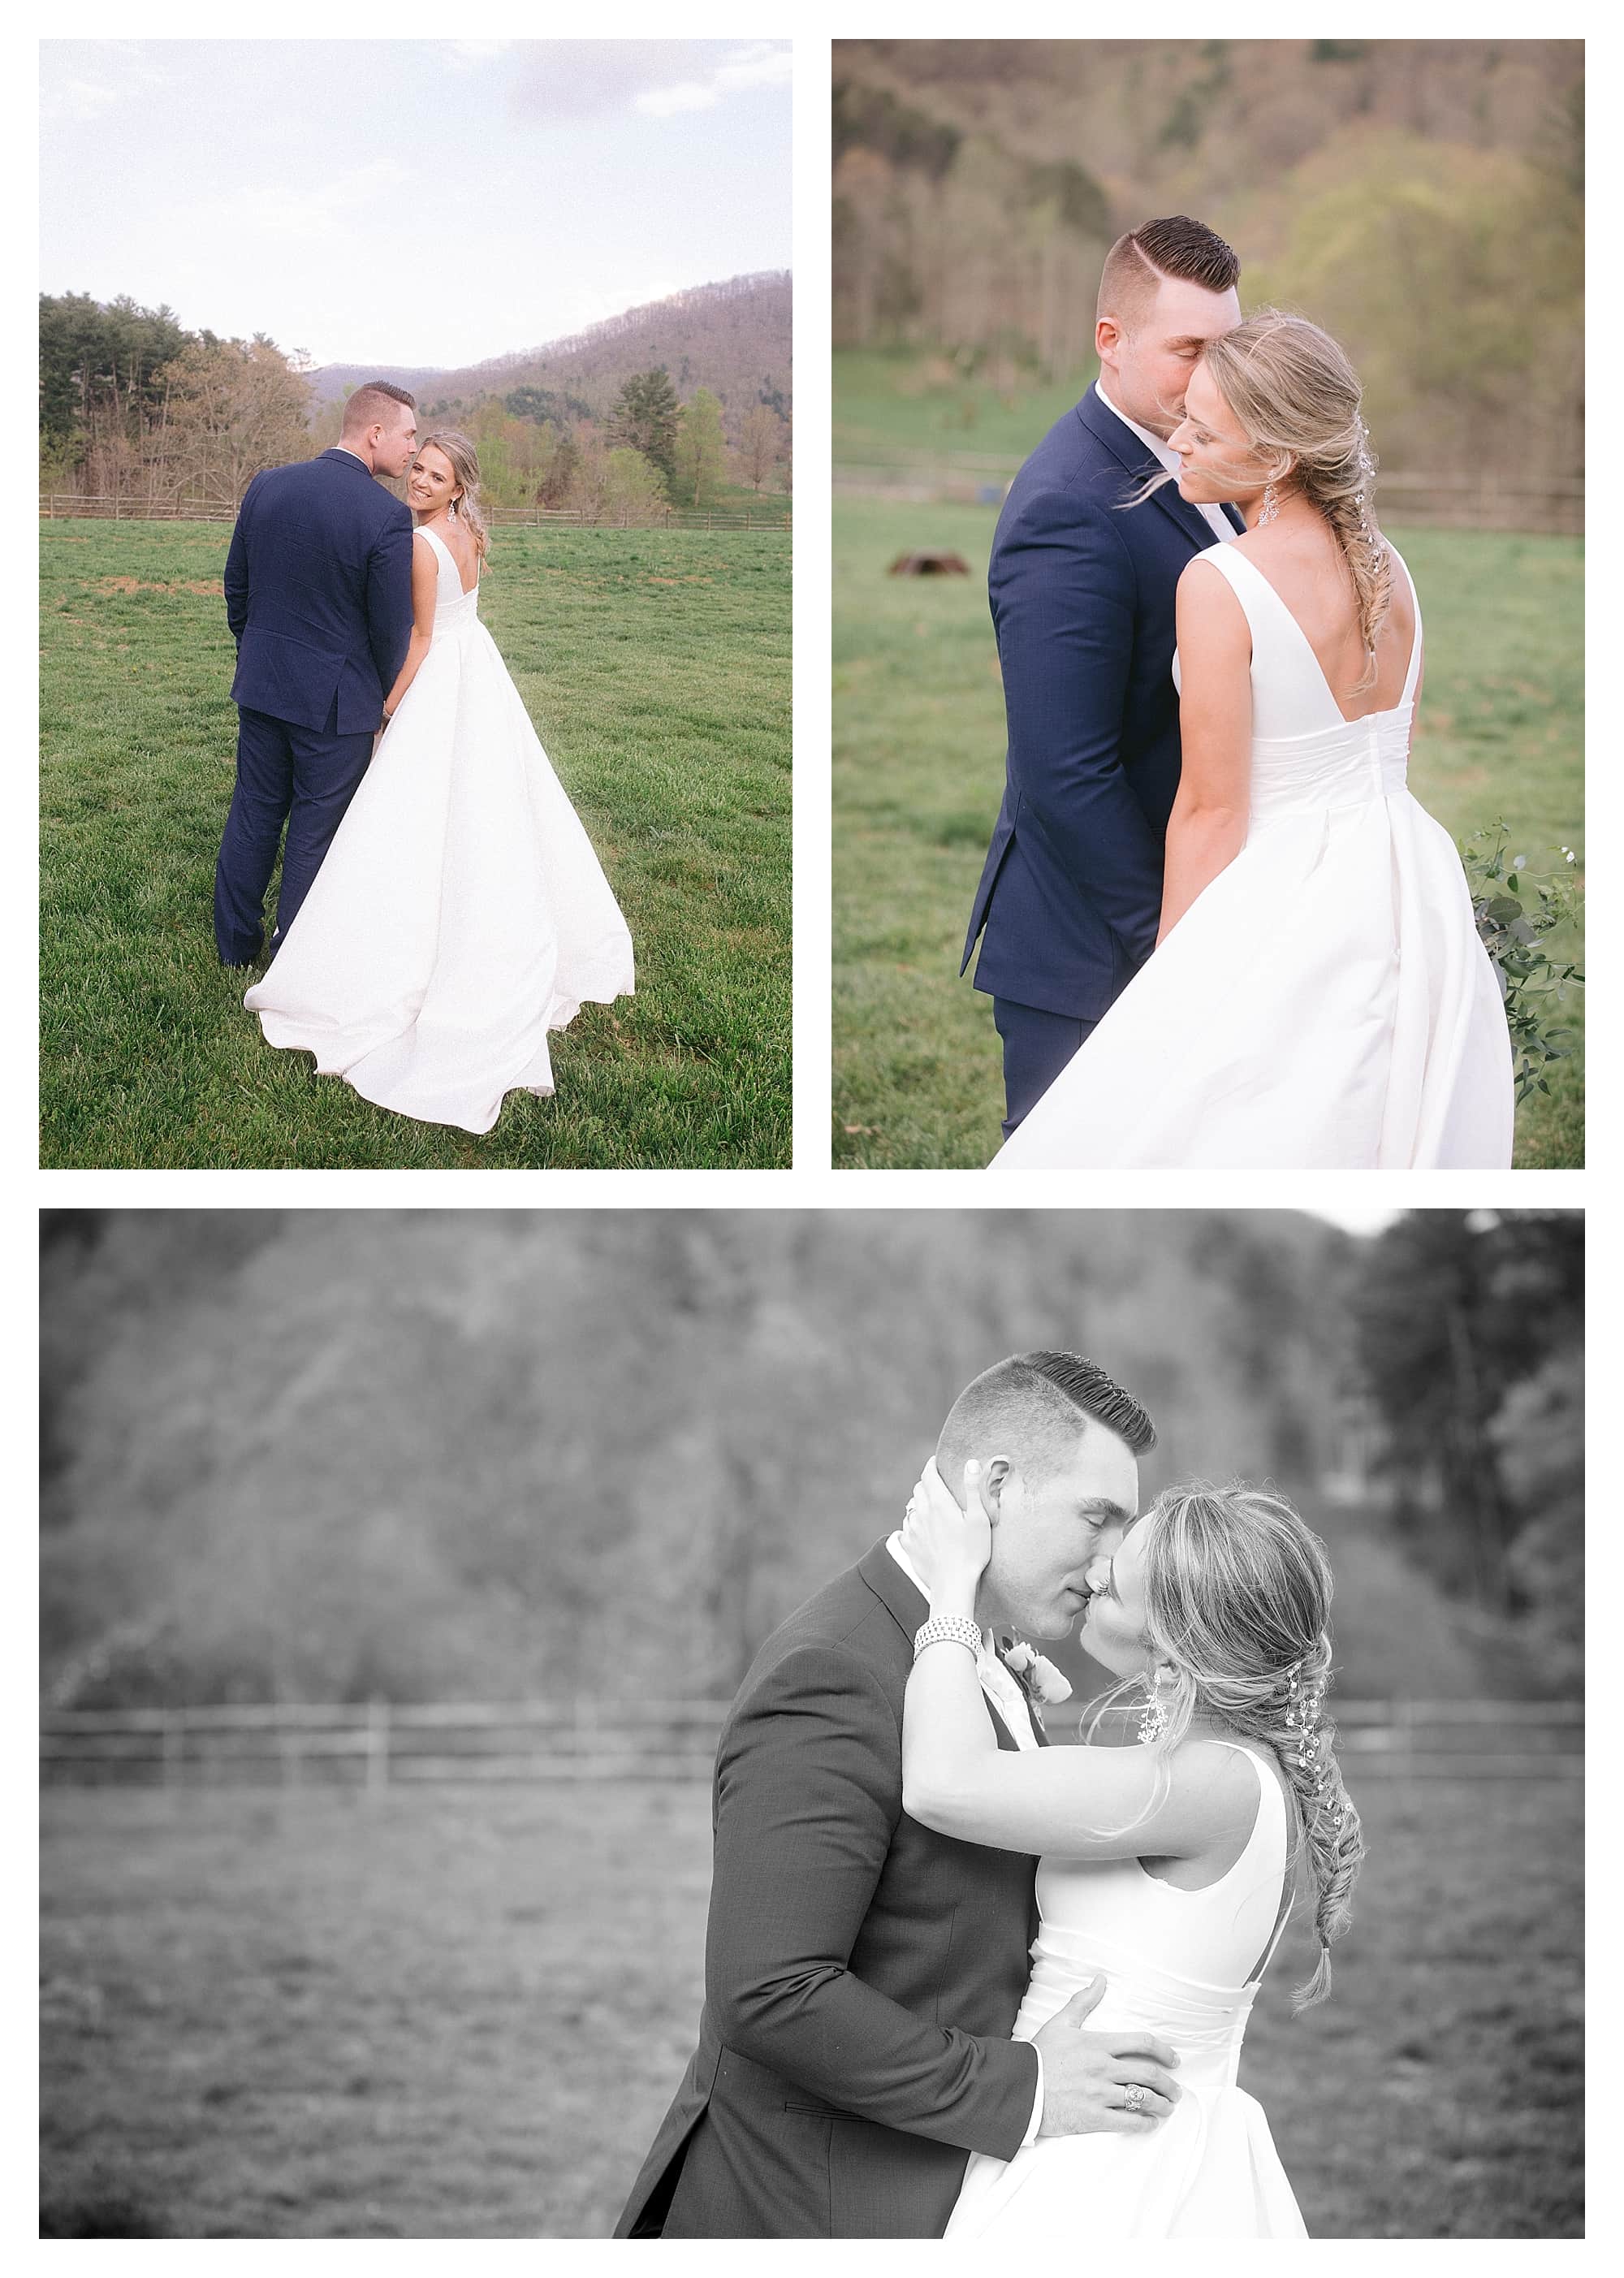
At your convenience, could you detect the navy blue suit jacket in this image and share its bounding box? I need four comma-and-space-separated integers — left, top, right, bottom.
224, 448, 414, 735
964, 384, 1242, 1022
615, 1541, 1043, 2238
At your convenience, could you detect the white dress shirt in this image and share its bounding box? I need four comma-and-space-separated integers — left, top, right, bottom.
1095, 378, 1236, 546
887, 1532, 1045, 2146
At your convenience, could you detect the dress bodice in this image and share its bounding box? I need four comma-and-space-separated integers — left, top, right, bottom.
416, 523, 481, 636
1174, 541, 1422, 828
1015, 1745, 1293, 2090
945, 1744, 1311, 2238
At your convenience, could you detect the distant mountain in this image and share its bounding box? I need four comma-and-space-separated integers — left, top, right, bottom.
304, 361, 447, 407
308, 271, 792, 432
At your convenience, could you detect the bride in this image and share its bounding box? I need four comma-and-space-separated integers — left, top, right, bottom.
901, 1460, 1363, 2238
992, 313, 1514, 1169
245, 431, 634, 1133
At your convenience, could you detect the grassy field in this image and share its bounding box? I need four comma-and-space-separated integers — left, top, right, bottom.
835, 347, 1095, 469
39, 1773, 1580, 2238
41, 520, 790, 1167
834, 374, 1583, 1169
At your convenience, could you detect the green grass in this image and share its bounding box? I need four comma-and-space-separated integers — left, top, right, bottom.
41, 521, 790, 1166
833, 493, 1583, 1169
835, 347, 1095, 467
39, 1774, 1581, 2237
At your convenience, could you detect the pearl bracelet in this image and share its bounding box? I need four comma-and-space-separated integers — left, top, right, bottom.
914, 1614, 983, 1662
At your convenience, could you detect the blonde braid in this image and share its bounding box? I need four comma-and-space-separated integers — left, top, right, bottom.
1200, 312, 1396, 694
1082, 1485, 1366, 2012
1303, 425, 1393, 697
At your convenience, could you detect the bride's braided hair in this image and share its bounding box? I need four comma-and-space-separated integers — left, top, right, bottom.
1085, 1483, 1365, 2010
417, 428, 490, 568
1201, 311, 1393, 696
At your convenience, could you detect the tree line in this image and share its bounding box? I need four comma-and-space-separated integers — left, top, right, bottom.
832, 39, 1583, 484
40, 293, 790, 517
39, 1209, 1579, 1710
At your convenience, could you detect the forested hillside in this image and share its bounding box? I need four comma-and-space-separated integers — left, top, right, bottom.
40, 1211, 1579, 1710
834, 38, 1581, 482
311, 271, 792, 430
39, 270, 792, 514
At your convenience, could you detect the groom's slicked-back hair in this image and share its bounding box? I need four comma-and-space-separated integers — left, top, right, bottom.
1098, 216, 1240, 328
937, 1351, 1156, 1493
341, 380, 417, 437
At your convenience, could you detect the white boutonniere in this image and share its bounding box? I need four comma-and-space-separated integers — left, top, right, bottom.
999, 1637, 1073, 1713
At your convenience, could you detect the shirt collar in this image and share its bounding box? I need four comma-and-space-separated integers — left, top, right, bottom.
885, 1531, 993, 1650
1094, 377, 1181, 473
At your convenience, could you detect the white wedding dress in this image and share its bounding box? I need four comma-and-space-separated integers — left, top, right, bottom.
245, 525, 634, 1132
991, 542, 1514, 1168
947, 1744, 1307, 2239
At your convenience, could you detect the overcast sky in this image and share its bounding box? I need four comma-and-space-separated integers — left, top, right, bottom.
41, 38, 791, 369
1309, 1206, 1402, 1234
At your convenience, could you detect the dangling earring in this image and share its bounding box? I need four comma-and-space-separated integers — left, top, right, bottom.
1138, 1666, 1172, 1745
1258, 480, 1281, 527
449, 496, 458, 520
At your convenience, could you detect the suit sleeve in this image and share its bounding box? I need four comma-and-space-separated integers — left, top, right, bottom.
990, 482, 1168, 973
366, 501, 416, 693
704, 1639, 1039, 2160
223, 475, 257, 644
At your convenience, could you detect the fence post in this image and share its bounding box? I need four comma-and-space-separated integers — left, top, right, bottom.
366, 1697, 389, 1793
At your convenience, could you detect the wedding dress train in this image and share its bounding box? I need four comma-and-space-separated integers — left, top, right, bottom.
946, 1745, 1307, 2239
245, 525, 633, 1132
991, 543, 1514, 1168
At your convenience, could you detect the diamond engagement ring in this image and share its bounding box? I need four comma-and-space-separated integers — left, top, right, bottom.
1124, 2084, 1147, 2112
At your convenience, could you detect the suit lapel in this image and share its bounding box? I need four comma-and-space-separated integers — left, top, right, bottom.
858, 1537, 927, 1640
857, 1539, 1035, 1753
1077, 384, 1223, 558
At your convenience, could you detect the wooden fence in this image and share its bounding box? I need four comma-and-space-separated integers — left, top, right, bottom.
40, 495, 789, 534
835, 452, 1582, 536
40, 1698, 1582, 1792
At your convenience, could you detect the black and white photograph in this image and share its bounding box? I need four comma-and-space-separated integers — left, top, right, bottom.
40, 1208, 1582, 2238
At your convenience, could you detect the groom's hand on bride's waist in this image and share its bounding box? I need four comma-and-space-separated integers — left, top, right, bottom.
1032, 1976, 1181, 2138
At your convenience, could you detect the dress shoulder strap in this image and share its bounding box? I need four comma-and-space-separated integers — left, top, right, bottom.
1384, 543, 1424, 705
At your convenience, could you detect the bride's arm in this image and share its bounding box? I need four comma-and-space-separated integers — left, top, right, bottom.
1155, 560, 1253, 944
901, 1462, 1255, 1861
380, 534, 439, 726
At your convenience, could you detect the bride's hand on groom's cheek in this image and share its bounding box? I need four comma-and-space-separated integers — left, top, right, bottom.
905, 1459, 994, 1589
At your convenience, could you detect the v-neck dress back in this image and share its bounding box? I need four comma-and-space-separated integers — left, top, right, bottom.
946, 1745, 1308, 2238
992, 541, 1513, 1168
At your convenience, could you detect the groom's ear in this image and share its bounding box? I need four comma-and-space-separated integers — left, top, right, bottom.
979, 1455, 1013, 1520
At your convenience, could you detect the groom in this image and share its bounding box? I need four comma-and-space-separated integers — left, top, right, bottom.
615, 1351, 1178, 2239
214, 382, 419, 966
962, 217, 1245, 1136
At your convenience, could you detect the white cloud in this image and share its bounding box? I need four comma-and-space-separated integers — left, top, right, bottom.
44, 76, 122, 124
633, 80, 721, 119
41, 39, 169, 126
713, 45, 794, 97
445, 40, 513, 71
203, 161, 412, 244
512, 38, 790, 126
